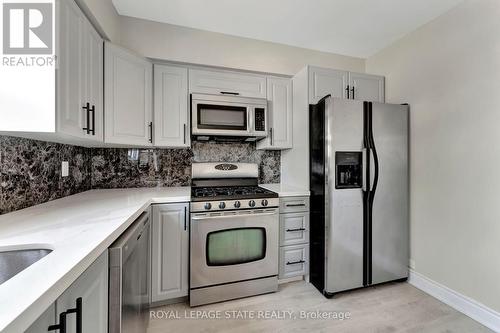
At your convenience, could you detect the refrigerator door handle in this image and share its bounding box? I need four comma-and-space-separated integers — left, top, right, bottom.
362, 148, 368, 192
369, 149, 376, 191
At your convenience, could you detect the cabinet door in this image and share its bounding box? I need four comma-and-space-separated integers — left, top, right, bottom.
56, 251, 108, 333
104, 43, 153, 146
25, 303, 56, 333
257, 77, 293, 150
189, 68, 267, 98
57, 0, 86, 138
82, 19, 104, 141
154, 65, 190, 147
349, 72, 385, 103
308, 66, 349, 104
151, 203, 189, 302
280, 212, 309, 246
279, 244, 309, 279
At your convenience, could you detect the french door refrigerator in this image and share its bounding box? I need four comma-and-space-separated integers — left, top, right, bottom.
309, 96, 409, 297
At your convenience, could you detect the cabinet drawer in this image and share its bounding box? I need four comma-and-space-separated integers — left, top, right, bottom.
280, 212, 309, 246
279, 197, 310, 213
189, 68, 267, 98
279, 244, 309, 279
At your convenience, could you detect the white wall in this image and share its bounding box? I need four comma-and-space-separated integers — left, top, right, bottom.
118, 16, 364, 76
366, 0, 500, 313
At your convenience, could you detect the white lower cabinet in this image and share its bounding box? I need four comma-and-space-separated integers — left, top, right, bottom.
25, 304, 56, 333
56, 251, 108, 333
280, 212, 309, 246
278, 196, 310, 280
151, 203, 189, 303
25, 252, 108, 333
279, 244, 309, 279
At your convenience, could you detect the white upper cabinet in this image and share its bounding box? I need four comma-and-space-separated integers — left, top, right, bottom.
104, 43, 153, 146
154, 65, 190, 148
82, 20, 104, 141
349, 72, 385, 103
189, 68, 267, 98
308, 66, 349, 104
57, 0, 103, 141
257, 77, 293, 150
308, 66, 385, 104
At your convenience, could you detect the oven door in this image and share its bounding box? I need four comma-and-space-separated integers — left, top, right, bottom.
192, 99, 252, 136
190, 208, 279, 289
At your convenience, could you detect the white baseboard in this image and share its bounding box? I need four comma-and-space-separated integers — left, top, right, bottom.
409, 269, 500, 332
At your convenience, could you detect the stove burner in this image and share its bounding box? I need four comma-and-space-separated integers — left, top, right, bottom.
191, 186, 277, 202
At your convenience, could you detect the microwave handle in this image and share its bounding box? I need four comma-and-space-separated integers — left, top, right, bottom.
248, 108, 253, 133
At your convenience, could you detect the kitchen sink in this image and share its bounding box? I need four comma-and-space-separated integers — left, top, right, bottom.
0, 249, 52, 285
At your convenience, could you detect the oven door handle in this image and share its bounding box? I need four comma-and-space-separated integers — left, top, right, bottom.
191, 211, 277, 221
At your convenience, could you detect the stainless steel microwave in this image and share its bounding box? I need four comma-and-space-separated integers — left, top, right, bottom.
191, 93, 267, 140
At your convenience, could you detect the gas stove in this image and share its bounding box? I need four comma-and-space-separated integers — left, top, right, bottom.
190, 162, 279, 212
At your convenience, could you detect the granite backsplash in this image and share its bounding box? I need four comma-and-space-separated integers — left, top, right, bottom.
0, 136, 280, 215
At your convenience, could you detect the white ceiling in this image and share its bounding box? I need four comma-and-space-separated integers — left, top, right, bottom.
112, 0, 463, 58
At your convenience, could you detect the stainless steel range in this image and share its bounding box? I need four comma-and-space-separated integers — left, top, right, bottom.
189, 162, 279, 306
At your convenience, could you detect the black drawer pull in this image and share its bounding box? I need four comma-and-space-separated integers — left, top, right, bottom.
48, 297, 82, 333
82, 103, 91, 134
286, 203, 306, 207
285, 228, 306, 232
286, 260, 305, 265
48, 312, 66, 333
220, 91, 240, 95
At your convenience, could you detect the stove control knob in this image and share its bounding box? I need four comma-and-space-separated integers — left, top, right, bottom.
219, 202, 226, 209
204, 203, 212, 210
249, 200, 256, 207
234, 201, 241, 208
261, 199, 269, 207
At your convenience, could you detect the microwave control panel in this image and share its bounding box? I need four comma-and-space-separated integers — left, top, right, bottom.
254, 108, 266, 132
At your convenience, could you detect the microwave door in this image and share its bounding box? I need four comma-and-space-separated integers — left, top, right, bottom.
193, 102, 250, 136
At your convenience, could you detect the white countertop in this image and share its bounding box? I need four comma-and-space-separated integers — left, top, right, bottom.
259, 183, 310, 197
0, 187, 190, 333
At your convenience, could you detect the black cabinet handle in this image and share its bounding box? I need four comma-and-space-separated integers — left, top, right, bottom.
351, 86, 355, 100
345, 85, 350, 99
82, 103, 91, 134
148, 122, 153, 143
48, 297, 81, 333
183, 124, 186, 144
285, 203, 306, 207
184, 206, 187, 231
65, 297, 82, 333
220, 91, 239, 95
90, 105, 95, 135
285, 228, 306, 232
286, 260, 305, 265
270, 128, 274, 146
48, 312, 67, 333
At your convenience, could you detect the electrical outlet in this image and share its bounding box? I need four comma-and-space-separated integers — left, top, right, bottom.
61, 161, 69, 177
409, 259, 415, 270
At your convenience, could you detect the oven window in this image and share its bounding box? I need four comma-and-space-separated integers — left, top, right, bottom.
206, 227, 266, 266
197, 104, 247, 130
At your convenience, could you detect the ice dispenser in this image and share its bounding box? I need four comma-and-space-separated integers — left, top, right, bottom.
335, 152, 362, 189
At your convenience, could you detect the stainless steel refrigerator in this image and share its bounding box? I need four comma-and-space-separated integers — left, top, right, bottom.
309, 96, 409, 297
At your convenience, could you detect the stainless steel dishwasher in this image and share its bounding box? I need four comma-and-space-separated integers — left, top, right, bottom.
109, 211, 151, 333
